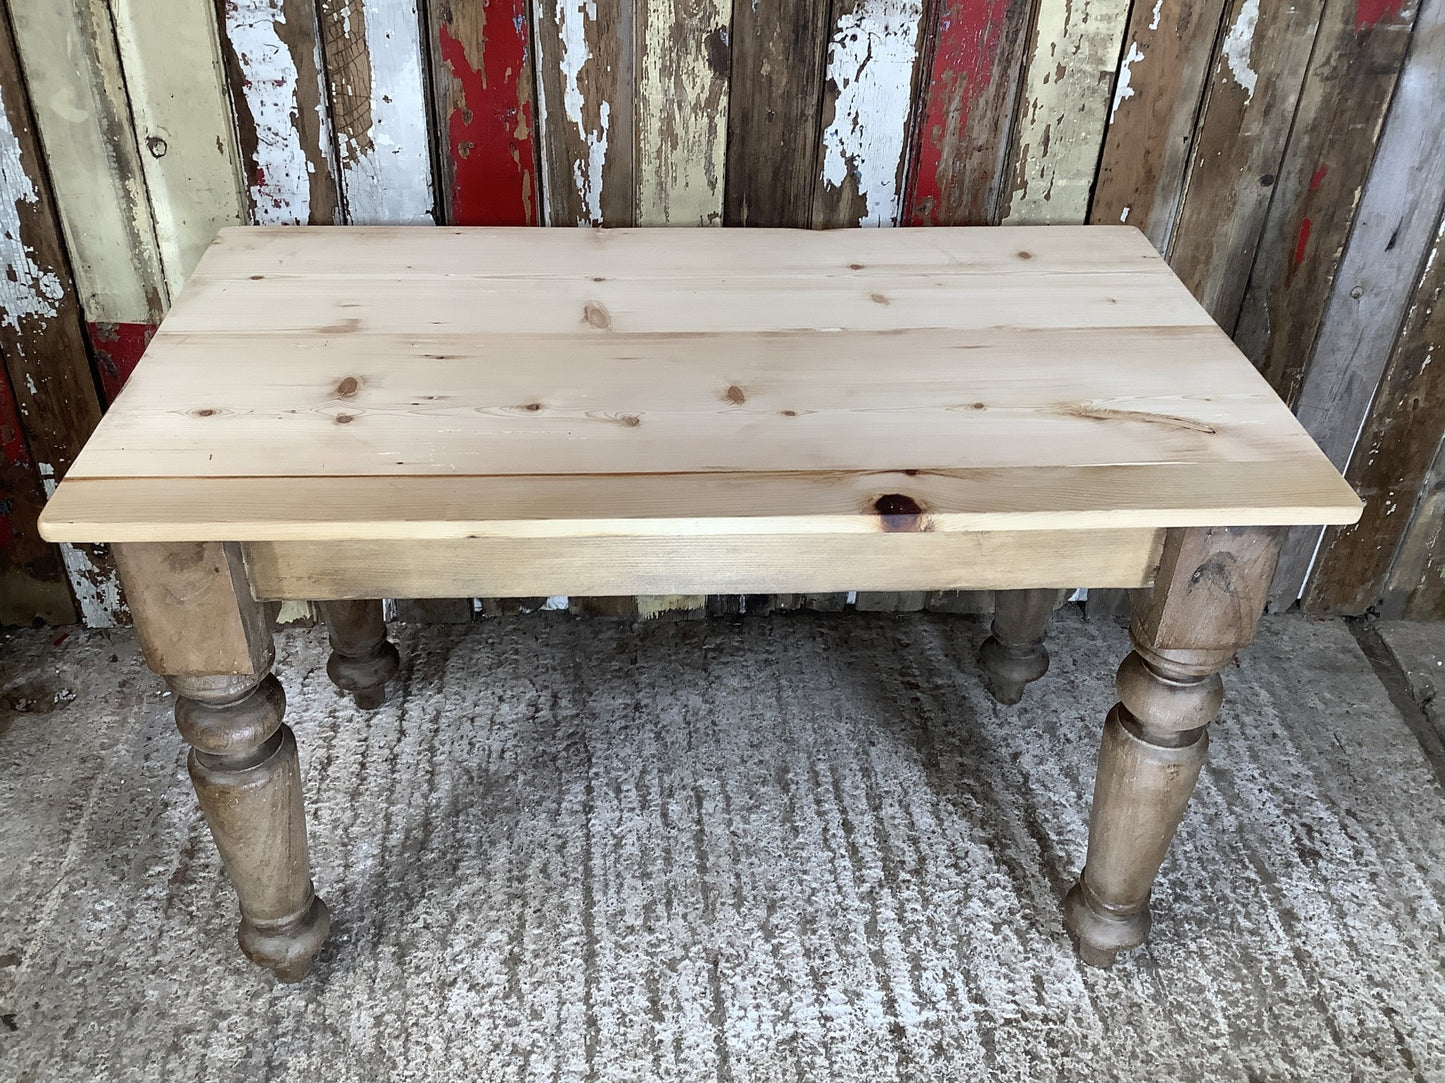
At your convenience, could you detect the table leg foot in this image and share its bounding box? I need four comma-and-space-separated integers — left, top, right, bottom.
318, 599, 400, 709
979, 588, 1061, 705
1065, 527, 1280, 965
174, 670, 330, 981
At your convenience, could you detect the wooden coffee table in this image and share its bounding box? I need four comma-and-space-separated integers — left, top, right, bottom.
39, 226, 1360, 980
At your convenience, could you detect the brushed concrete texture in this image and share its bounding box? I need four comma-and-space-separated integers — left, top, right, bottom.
0, 611, 1442, 1082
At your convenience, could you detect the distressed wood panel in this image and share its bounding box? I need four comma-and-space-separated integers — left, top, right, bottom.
1166, 0, 1323, 325
1234, 0, 1420, 406
813, 0, 928, 228
1380, 434, 1445, 620
0, 6, 121, 625
0, 361, 73, 625
1272, 0, 1445, 605
1304, 210, 1445, 615
426, 0, 539, 225
109, 0, 247, 295
218, 0, 340, 225
723, 0, 831, 226
8, 0, 166, 329
318, 0, 434, 224
1088, 0, 1231, 246
636, 0, 730, 226
532, 0, 634, 225
903, 0, 1033, 226
1000, 0, 1131, 225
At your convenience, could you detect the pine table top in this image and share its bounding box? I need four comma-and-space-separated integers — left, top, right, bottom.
39, 226, 1361, 543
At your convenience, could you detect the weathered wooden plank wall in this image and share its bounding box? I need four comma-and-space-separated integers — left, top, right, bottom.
0, 0, 1442, 626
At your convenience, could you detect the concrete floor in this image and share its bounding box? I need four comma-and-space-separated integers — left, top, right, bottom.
0, 609, 1442, 1082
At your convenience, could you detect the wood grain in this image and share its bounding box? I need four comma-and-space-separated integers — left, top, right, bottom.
38, 226, 1359, 544
1001, 0, 1131, 225
1232, 0, 1418, 406
1165, 0, 1322, 325
240, 529, 1165, 600
426, 0, 539, 225
723, 0, 832, 226
0, 364, 73, 624
1270, 0, 1445, 605
532, 0, 634, 225
1304, 208, 1445, 615
1088, 0, 1231, 247
903, 0, 1033, 226
1380, 435, 1445, 620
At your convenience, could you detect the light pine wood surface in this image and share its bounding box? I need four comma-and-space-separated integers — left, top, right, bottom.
39, 226, 1359, 547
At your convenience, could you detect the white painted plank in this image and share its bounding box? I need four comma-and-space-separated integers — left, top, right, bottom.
222, 0, 340, 225
323, 0, 435, 224
816, 0, 926, 227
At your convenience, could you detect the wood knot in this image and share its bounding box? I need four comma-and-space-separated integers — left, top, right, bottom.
336, 376, 359, 398
780, 409, 797, 417
335, 413, 355, 424
724, 384, 746, 405
1017, 251, 1033, 261
522, 402, 543, 412
193, 408, 216, 417
583, 302, 612, 329
848, 263, 864, 271
617, 413, 641, 427
873, 493, 927, 532
870, 292, 890, 305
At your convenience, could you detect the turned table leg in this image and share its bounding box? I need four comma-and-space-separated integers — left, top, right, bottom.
1063, 526, 1281, 966
114, 542, 330, 981
979, 588, 1064, 704
317, 599, 400, 710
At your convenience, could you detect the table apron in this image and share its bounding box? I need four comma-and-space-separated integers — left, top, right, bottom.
240, 529, 1164, 601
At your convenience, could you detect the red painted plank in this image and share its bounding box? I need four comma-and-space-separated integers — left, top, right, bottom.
904, 0, 1032, 226
432, 1, 539, 225
88, 322, 157, 404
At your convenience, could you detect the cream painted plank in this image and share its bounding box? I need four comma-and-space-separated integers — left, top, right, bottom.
40, 461, 1361, 544
108, 0, 247, 296
318, 0, 434, 224
191, 224, 1172, 278
241, 529, 1164, 599
636, 0, 730, 226
8, 0, 166, 324
1002, 0, 1132, 225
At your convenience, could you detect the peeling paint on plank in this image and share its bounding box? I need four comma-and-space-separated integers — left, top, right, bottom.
320, 0, 433, 224
533, 0, 632, 225
0, 106, 63, 334
87, 321, 156, 403
222, 0, 340, 225
1089, 0, 1232, 250
1002, 0, 1131, 225
636, 0, 731, 227
1221, 0, 1261, 102
816, 0, 927, 228
430, 0, 539, 224
903, 0, 1033, 225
